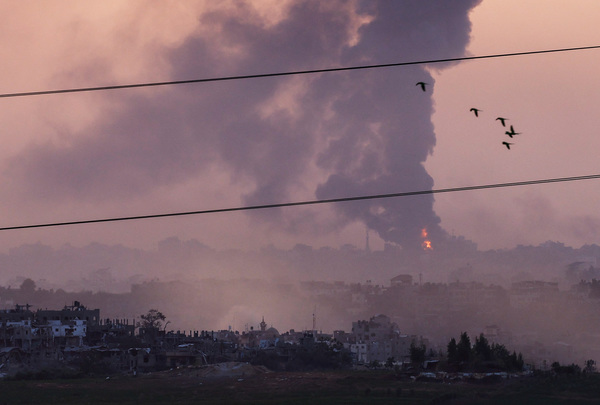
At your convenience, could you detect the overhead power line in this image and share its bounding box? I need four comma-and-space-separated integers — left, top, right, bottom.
1, 45, 599, 99
1, 173, 599, 232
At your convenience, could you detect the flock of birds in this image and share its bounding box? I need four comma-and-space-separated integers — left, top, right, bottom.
469, 108, 520, 150
416, 81, 521, 150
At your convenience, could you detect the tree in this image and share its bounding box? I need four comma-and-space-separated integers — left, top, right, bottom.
20, 278, 36, 293
457, 332, 471, 363
447, 337, 458, 364
410, 342, 426, 365
474, 333, 492, 362
515, 352, 525, 371
491, 342, 509, 360
139, 309, 166, 330
552, 361, 581, 375
584, 359, 597, 373
445, 334, 525, 372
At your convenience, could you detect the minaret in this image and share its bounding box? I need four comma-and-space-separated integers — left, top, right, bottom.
365, 227, 371, 252
260, 316, 266, 332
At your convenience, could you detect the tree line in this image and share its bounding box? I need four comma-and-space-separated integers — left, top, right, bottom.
406, 332, 525, 373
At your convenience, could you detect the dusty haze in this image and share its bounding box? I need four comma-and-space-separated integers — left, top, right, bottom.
1, 1, 600, 366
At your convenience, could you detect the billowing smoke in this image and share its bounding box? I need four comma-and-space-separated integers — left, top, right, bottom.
314, 1, 482, 251
7, 1, 482, 251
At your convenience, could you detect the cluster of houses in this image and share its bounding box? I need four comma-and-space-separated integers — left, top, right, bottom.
0, 299, 427, 376
0, 301, 135, 375
0, 301, 135, 348
302, 273, 600, 367
2, 268, 596, 376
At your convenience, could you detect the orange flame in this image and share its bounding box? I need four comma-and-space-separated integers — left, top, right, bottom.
421, 228, 433, 250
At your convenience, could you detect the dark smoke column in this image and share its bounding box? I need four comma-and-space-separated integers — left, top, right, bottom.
6, 0, 482, 254
315, 1, 482, 252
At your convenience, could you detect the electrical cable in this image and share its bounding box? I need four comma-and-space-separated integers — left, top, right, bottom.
1, 45, 599, 99
1, 173, 599, 231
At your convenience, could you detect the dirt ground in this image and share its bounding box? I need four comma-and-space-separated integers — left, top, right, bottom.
3, 363, 600, 404
140, 362, 374, 398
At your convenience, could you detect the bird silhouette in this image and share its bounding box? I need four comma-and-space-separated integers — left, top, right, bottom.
496, 117, 508, 127
502, 141, 514, 150
416, 82, 428, 92
505, 125, 521, 138
470, 108, 482, 117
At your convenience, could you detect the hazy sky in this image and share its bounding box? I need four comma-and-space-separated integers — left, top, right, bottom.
1, 0, 600, 253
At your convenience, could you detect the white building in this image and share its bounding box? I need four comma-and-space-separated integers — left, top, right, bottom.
48, 319, 87, 346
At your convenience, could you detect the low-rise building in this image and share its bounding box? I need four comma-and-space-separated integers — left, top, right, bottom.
344, 314, 416, 364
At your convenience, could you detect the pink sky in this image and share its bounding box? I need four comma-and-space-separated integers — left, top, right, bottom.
428, 0, 600, 249
1, 1, 600, 253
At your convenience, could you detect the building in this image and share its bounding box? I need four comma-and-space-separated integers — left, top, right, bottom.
36, 301, 100, 327
390, 274, 413, 287
345, 314, 415, 364
509, 281, 559, 308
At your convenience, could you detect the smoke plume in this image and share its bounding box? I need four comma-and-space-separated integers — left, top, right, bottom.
7, 1, 482, 251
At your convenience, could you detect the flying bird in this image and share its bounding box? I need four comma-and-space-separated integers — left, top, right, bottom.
502, 141, 514, 150
505, 125, 521, 138
496, 117, 508, 127
416, 82, 428, 92
469, 108, 482, 117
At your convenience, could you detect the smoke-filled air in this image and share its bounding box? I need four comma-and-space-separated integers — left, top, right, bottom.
6, 1, 482, 251
2, 0, 600, 370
